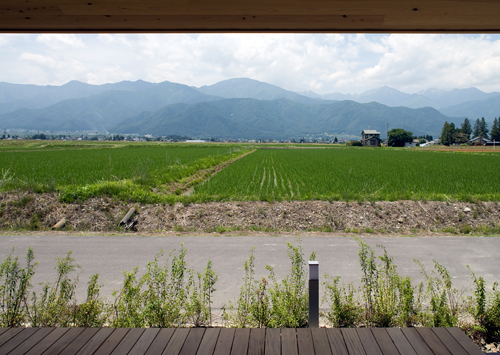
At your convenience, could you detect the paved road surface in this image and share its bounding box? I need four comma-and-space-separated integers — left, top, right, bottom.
1, 235, 498, 312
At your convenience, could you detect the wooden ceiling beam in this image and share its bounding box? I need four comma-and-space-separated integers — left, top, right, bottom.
0, 0, 500, 33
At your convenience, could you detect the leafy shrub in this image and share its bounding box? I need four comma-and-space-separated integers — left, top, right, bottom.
0, 247, 36, 327
469, 268, 500, 342
323, 276, 361, 327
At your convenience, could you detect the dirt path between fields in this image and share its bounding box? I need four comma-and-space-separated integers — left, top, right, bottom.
1, 191, 499, 235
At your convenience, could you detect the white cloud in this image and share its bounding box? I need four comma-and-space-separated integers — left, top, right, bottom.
36, 34, 84, 49
1, 33, 500, 94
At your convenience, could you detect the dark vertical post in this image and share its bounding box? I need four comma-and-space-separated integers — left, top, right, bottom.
308, 261, 319, 328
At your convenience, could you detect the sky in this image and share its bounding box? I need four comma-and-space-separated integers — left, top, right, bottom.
1, 33, 500, 95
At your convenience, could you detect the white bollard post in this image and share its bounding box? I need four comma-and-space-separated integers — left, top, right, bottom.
308, 261, 319, 328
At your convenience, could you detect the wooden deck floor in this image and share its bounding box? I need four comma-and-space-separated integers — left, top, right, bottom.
0, 327, 484, 355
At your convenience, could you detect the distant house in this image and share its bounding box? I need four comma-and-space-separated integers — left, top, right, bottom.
467, 136, 496, 146
405, 139, 419, 148
361, 130, 381, 147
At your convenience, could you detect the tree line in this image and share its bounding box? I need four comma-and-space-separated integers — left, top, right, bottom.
440, 117, 500, 146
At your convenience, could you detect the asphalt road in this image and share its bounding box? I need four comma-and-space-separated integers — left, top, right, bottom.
1, 235, 499, 311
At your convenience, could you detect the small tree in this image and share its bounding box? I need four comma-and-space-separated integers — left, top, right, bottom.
440, 122, 456, 146
490, 118, 500, 142
388, 128, 413, 147
460, 118, 472, 140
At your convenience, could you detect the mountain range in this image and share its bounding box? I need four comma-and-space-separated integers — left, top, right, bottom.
0, 77, 497, 139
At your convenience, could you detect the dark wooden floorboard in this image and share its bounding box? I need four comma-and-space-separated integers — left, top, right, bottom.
93, 328, 130, 355
0, 328, 24, 347
0, 327, 40, 355
356, 328, 383, 355
311, 328, 332, 355
24, 327, 69, 355
58, 327, 100, 355
264, 328, 280, 355
129, 328, 161, 355
415, 328, 451, 355
145, 328, 175, 355
281, 328, 298, 355
231, 328, 250, 355
400, 328, 433, 355
341, 328, 366, 355
0, 328, 11, 337
326, 328, 348, 355
163, 328, 190, 355
370, 328, 399, 355
213, 328, 235, 355
109, 328, 145, 355
10, 327, 54, 355
297, 328, 314, 355
196, 328, 220, 355
42, 327, 86, 355
75, 327, 114, 355
386, 328, 418, 355
445, 328, 484, 355
179, 329, 206, 355
247, 328, 265, 355
431, 328, 468, 355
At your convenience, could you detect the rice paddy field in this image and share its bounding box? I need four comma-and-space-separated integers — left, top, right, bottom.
1, 140, 500, 203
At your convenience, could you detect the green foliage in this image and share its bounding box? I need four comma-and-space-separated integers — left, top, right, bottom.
491, 117, 500, 142
0, 247, 36, 327
473, 117, 489, 139
224, 242, 311, 328
469, 268, 500, 342
461, 118, 472, 139
357, 239, 421, 327
417, 260, 462, 327
74, 274, 109, 327
388, 128, 413, 147
28, 251, 81, 327
323, 276, 361, 327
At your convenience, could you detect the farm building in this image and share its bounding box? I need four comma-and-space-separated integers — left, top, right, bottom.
361, 130, 381, 147
468, 137, 498, 146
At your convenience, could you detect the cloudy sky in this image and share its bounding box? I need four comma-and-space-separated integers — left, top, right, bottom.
1, 33, 500, 95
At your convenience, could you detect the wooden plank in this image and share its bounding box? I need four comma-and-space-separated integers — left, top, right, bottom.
281, 328, 298, 355
9, 327, 54, 355
145, 328, 176, 355
311, 328, 332, 355
163, 328, 190, 355
341, 328, 365, 355
356, 328, 382, 355
213, 328, 235, 355
75, 327, 115, 355
0, 328, 10, 337
0, 328, 24, 347
326, 328, 348, 355
58, 327, 100, 355
445, 328, 484, 355
109, 328, 145, 355
197, 328, 221, 355
400, 328, 433, 355
42, 327, 86, 355
370, 328, 399, 355
0, 327, 40, 355
94, 328, 130, 355
386, 328, 417, 355
180, 329, 206, 355
265, 328, 281, 355
230, 328, 250, 355
248, 328, 265, 355
296, 328, 314, 355
24, 328, 70, 355
431, 328, 468, 355
128, 328, 160, 355
415, 327, 451, 355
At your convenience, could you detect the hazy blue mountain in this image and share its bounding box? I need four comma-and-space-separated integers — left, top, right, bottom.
0, 80, 155, 114
0, 82, 222, 131
439, 95, 500, 120
319, 86, 500, 110
197, 78, 324, 104
112, 98, 454, 139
